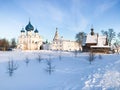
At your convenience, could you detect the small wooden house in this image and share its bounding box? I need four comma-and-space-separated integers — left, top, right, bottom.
83, 28, 110, 53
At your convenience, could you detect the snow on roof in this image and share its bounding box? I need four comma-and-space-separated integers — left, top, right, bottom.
86, 34, 97, 43
97, 35, 107, 46
86, 34, 108, 46
91, 45, 110, 48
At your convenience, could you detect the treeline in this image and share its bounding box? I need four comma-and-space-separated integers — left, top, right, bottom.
0, 38, 16, 51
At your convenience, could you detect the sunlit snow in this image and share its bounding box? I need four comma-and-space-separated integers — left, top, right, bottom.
0, 50, 120, 90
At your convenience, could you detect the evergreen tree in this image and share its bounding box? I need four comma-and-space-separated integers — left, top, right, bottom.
11, 38, 16, 48
87, 51, 96, 64
75, 32, 86, 51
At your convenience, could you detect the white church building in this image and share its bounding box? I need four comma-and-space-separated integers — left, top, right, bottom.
43, 28, 80, 51
17, 21, 43, 50
17, 21, 80, 51
17, 21, 110, 53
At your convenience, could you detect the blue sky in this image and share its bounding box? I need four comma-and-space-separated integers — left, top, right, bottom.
0, 0, 120, 41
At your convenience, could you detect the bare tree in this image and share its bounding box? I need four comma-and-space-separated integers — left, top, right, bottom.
98, 54, 102, 59
24, 56, 30, 66
101, 29, 115, 46
0, 38, 9, 51
45, 55, 55, 75
113, 32, 120, 54
74, 50, 78, 57
36, 53, 43, 63
87, 51, 96, 64
118, 32, 120, 39
113, 40, 120, 54
7, 60, 18, 76
58, 51, 62, 60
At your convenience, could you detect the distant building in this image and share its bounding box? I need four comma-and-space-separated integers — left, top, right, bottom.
44, 28, 80, 51
83, 28, 110, 53
17, 21, 43, 50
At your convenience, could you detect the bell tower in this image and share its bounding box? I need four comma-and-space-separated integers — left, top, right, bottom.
53, 27, 59, 41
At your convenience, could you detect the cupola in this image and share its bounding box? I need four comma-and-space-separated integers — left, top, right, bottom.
90, 28, 94, 35
25, 21, 34, 31
21, 28, 25, 32
34, 28, 39, 33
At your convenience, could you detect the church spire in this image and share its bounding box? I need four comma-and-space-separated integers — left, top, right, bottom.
53, 27, 59, 41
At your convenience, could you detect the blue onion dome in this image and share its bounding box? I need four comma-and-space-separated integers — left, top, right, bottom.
34, 28, 39, 33
25, 21, 34, 31
21, 28, 25, 32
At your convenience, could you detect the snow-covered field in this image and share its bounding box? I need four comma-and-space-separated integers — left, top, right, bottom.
0, 50, 120, 90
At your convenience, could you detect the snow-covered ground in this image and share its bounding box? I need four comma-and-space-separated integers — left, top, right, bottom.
0, 50, 120, 90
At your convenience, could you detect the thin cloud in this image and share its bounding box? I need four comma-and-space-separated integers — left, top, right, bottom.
14, 0, 88, 32
94, 0, 118, 17
45, 4, 64, 23
66, 0, 88, 32
70, 16, 88, 32
17, 0, 64, 23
